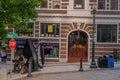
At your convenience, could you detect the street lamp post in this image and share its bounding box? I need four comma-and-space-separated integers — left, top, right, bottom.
90, 5, 97, 68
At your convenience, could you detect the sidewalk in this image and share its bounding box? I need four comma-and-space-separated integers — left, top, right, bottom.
0, 61, 120, 80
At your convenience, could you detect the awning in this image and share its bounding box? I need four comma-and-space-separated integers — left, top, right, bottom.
41, 42, 59, 46
16, 41, 25, 45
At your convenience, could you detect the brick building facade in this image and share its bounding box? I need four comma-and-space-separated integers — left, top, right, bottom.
8, 0, 120, 63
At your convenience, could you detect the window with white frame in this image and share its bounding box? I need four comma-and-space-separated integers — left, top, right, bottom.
111, 0, 118, 10
74, 0, 84, 9
97, 24, 117, 43
98, 0, 120, 10
40, 0, 48, 8
52, 0, 61, 9
40, 23, 60, 37
98, 0, 106, 10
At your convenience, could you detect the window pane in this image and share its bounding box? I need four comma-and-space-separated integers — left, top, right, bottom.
40, 23, 45, 36
98, 0, 106, 10
74, 0, 84, 9
28, 23, 34, 28
56, 24, 60, 36
16, 23, 34, 37
53, 1, 60, 9
41, 0, 47, 8
40, 23, 60, 37
97, 24, 117, 43
111, 0, 118, 10
41, 45, 59, 58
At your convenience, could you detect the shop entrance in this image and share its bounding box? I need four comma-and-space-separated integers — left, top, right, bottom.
68, 30, 88, 62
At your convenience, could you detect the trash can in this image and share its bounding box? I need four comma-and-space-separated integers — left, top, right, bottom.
97, 55, 114, 68
105, 54, 114, 68
107, 57, 114, 68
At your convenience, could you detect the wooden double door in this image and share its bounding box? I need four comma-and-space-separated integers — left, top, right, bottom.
68, 30, 88, 62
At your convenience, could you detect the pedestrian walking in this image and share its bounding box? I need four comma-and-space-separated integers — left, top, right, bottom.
1, 49, 7, 62
3, 49, 7, 62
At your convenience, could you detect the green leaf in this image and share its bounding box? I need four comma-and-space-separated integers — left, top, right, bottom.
0, 0, 43, 41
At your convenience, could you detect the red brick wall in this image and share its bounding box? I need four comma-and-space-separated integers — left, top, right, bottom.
34, 21, 39, 37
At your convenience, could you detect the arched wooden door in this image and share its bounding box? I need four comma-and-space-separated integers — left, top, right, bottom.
68, 30, 88, 62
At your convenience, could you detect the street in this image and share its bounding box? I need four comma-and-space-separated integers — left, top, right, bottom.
29, 69, 120, 80
1, 62, 120, 80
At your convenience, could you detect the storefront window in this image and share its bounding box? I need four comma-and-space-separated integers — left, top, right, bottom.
40, 23, 60, 37
97, 24, 117, 43
41, 43, 59, 58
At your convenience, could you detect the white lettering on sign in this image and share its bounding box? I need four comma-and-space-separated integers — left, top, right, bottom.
9, 42, 15, 46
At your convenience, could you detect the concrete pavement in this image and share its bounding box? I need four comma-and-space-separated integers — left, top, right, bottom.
28, 69, 120, 80
0, 61, 120, 80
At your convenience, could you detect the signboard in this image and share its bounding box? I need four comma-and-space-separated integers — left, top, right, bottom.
6, 33, 18, 38
9, 39, 16, 49
1, 43, 7, 48
48, 25, 53, 33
